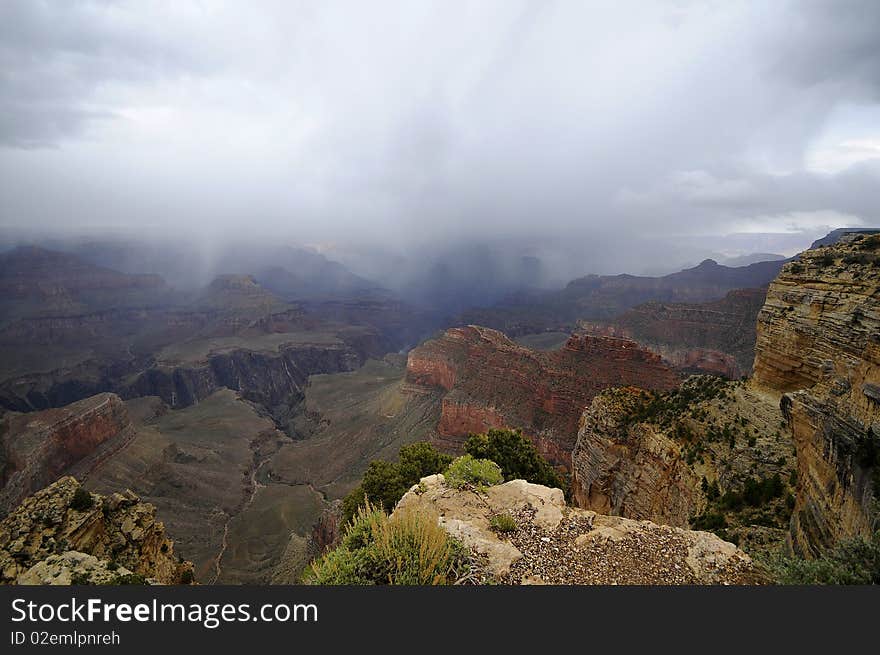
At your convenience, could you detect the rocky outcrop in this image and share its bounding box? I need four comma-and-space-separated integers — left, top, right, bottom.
0, 393, 135, 514
0, 476, 193, 584
16, 551, 142, 585
664, 348, 741, 378
753, 235, 880, 555
406, 326, 680, 468
395, 475, 760, 584
306, 501, 343, 557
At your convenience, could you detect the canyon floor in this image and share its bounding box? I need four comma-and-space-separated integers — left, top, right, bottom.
75, 356, 441, 583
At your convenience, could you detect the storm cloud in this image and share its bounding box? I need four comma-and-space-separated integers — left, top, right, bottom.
1, 0, 879, 275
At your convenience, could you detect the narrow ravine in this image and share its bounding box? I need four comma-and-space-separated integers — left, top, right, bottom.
209, 442, 273, 584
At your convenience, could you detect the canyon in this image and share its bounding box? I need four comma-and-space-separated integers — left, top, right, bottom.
571, 378, 796, 554
0, 247, 417, 415
1, 234, 877, 584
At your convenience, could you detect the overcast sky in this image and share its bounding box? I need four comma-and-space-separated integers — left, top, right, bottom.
1, 0, 878, 273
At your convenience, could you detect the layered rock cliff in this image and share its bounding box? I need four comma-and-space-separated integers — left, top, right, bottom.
0, 393, 135, 514
571, 387, 702, 527
406, 326, 680, 468
0, 476, 193, 584
126, 341, 366, 410
0, 246, 386, 416
753, 235, 880, 555
571, 377, 796, 554
579, 288, 766, 378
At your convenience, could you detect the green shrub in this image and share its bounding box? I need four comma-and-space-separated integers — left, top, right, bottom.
444, 455, 503, 489
720, 474, 784, 510
304, 503, 468, 585
464, 428, 563, 489
768, 532, 880, 584
700, 477, 720, 501
743, 474, 784, 506
843, 252, 875, 266
691, 511, 727, 531
70, 572, 92, 585
69, 487, 94, 512
114, 573, 148, 585
342, 460, 403, 525
489, 513, 518, 533
341, 442, 452, 525
859, 234, 880, 251
619, 376, 729, 429
397, 441, 453, 482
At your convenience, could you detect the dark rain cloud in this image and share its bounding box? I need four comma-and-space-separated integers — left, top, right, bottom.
0, 0, 878, 276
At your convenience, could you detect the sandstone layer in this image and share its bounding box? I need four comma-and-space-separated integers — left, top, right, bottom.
0, 476, 193, 584
753, 235, 880, 555
394, 475, 760, 584
406, 326, 680, 468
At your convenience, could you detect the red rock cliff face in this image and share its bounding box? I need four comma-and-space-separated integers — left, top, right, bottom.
0, 393, 134, 514
406, 326, 680, 468
753, 236, 880, 555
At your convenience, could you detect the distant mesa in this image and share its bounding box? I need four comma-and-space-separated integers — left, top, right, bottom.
579, 287, 767, 378
720, 253, 786, 267
459, 254, 784, 336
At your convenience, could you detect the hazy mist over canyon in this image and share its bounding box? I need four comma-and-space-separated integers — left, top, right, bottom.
2, 0, 879, 280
